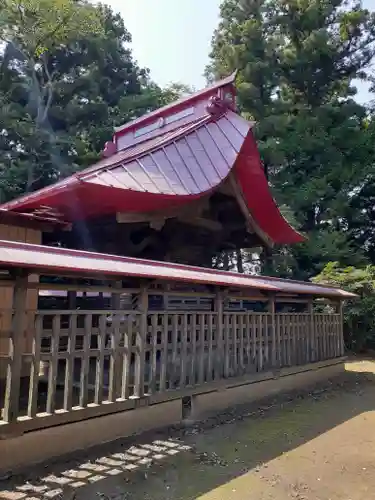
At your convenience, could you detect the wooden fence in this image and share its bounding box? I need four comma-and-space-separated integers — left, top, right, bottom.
0, 280, 343, 435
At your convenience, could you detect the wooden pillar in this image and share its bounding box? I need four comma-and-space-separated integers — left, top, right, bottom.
215, 289, 224, 379
268, 294, 277, 369
3, 272, 28, 423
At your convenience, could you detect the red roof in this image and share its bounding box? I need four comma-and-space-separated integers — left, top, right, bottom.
0, 239, 354, 298
1, 75, 303, 245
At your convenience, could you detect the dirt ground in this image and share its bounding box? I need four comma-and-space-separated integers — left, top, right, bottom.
1, 359, 375, 500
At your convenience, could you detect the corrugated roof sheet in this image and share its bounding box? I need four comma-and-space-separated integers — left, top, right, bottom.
1, 111, 249, 205
84, 112, 249, 195
0, 240, 355, 299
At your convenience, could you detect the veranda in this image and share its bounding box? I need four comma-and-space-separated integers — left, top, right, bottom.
0, 240, 352, 470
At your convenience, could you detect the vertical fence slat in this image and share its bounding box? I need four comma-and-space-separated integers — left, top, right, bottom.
108, 313, 120, 402
336, 309, 341, 357
276, 314, 281, 367
46, 314, 60, 414
323, 314, 327, 360
171, 314, 179, 388
224, 313, 230, 378
245, 313, 251, 371
215, 291, 223, 379
95, 314, 106, 404
232, 314, 238, 376
121, 315, 132, 399
27, 314, 42, 418
258, 315, 263, 372
308, 301, 314, 363
190, 313, 197, 385
239, 314, 245, 373
198, 313, 205, 383
269, 297, 276, 369
159, 313, 169, 392
207, 313, 214, 381
64, 314, 77, 411
79, 313, 91, 408
250, 315, 256, 370
134, 288, 147, 398
149, 314, 158, 394
180, 314, 188, 388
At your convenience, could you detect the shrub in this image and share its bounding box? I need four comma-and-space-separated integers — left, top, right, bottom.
313, 262, 375, 352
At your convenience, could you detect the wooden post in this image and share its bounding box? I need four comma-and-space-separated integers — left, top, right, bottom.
134, 285, 147, 398
67, 290, 77, 310
268, 295, 277, 369
3, 272, 28, 423
215, 289, 224, 379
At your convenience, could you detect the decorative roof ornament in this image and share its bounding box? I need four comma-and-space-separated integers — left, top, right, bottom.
102, 140, 116, 158
206, 95, 231, 117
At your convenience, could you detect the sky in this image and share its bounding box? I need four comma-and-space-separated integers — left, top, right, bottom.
109, 0, 374, 103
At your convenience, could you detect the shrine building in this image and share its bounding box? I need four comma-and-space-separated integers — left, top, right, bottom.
1, 73, 303, 266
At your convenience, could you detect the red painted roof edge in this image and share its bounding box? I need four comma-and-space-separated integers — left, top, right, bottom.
0, 115, 215, 212
0, 239, 356, 298
114, 71, 237, 137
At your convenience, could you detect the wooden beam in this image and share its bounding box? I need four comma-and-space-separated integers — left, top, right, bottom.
216, 178, 235, 197
116, 197, 210, 224
177, 216, 223, 232
228, 173, 273, 247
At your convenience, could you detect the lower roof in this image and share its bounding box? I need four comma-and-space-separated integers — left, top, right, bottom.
0, 240, 354, 299
0, 208, 68, 231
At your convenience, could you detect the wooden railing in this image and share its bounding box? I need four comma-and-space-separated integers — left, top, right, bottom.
0, 302, 343, 434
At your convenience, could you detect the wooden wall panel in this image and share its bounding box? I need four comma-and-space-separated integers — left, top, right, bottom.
0, 224, 42, 376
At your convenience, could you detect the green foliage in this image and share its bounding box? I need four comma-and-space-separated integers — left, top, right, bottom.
0, 2, 187, 200
314, 263, 375, 351
207, 0, 375, 277
0, 0, 103, 58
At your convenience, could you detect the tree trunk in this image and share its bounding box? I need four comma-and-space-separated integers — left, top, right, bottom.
236, 250, 244, 273
223, 251, 229, 271
261, 247, 274, 276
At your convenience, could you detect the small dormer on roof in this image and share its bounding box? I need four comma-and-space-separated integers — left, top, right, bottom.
103, 72, 238, 158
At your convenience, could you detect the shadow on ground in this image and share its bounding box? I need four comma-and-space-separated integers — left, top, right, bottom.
1, 360, 375, 500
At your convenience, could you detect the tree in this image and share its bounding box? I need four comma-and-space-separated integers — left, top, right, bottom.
344, 109, 375, 265
0, 0, 103, 190
207, 0, 375, 278
313, 262, 375, 352
0, 2, 186, 201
